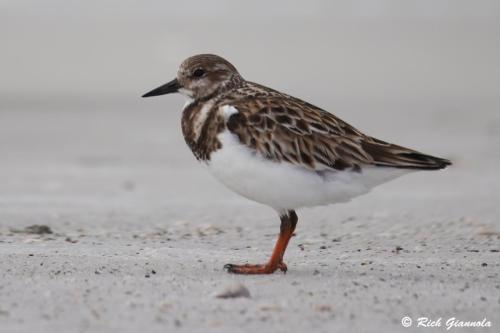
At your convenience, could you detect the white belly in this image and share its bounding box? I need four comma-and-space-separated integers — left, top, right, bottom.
207, 130, 410, 211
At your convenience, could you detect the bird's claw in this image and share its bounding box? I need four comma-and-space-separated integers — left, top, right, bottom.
223, 262, 288, 274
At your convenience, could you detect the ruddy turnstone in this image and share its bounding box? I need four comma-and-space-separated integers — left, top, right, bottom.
142, 54, 451, 275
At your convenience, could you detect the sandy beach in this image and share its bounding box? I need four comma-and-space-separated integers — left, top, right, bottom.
0, 100, 499, 332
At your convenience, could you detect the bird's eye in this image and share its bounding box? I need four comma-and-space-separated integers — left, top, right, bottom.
192, 68, 205, 78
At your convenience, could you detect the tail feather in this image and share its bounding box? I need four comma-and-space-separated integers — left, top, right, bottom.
362, 138, 452, 170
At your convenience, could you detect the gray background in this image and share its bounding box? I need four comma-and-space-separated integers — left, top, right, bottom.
1, 1, 499, 332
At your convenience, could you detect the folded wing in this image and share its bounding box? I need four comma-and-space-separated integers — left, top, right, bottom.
224, 93, 451, 172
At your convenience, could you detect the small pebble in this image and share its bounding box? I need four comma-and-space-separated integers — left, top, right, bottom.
11, 225, 53, 235
215, 283, 251, 299
314, 304, 333, 312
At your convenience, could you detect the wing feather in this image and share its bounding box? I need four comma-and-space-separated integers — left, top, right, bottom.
221, 84, 451, 172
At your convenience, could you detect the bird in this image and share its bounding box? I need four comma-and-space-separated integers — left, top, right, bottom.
142, 54, 451, 275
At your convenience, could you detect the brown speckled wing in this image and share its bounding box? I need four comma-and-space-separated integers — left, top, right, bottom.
224, 84, 451, 172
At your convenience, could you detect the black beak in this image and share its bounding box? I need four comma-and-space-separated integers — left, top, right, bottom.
142, 78, 180, 98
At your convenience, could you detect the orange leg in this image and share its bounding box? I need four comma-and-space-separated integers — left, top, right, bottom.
224, 210, 298, 274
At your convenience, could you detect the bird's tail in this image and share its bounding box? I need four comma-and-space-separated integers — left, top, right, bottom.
362, 138, 452, 170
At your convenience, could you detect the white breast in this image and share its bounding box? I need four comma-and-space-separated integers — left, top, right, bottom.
206, 130, 410, 212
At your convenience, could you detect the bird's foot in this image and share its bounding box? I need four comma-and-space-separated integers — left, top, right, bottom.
224, 261, 287, 275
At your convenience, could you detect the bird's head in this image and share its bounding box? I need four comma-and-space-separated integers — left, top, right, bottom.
142, 54, 242, 101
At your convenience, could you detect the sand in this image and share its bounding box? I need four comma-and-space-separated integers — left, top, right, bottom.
0, 100, 499, 333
